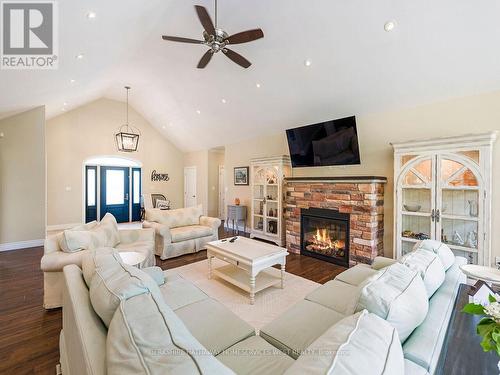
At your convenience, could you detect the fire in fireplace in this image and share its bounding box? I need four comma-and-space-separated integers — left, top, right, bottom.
300, 207, 350, 267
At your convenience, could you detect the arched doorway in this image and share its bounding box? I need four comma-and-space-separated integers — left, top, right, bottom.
83, 156, 142, 223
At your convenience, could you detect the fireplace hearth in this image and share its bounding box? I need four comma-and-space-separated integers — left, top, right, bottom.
300, 207, 350, 267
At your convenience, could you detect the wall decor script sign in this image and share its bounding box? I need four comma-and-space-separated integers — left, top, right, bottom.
151, 170, 170, 182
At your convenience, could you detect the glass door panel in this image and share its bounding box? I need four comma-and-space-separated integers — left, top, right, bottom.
402, 188, 431, 213
100, 166, 130, 223
85, 166, 97, 223
401, 215, 432, 241
441, 218, 478, 250
131, 168, 141, 222
441, 189, 479, 217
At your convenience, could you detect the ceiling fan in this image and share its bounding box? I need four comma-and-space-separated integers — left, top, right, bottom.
161, 0, 264, 69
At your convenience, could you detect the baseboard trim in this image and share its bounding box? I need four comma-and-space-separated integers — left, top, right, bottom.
46, 223, 81, 231
0, 239, 44, 252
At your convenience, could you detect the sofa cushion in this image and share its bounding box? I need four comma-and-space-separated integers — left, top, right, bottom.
106, 292, 235, 375
81, 247, 116, 287
86, 250, 160, 327
414, 240, 455, 271
284, 310, 404, 375
217, 336, 294, 375
146, 205, 203, 229
60, 214, 120, 253
399, 249, 445, 298
160, 274, 209, 311
305, 279, 361, 315
174, 298, 255, 355
356, 263, 429, 342
260, 299, 345, 359
404, 359, 430, 375
170, 225, 213, 243
334, 264, 380, 286
403, 257, 467, 373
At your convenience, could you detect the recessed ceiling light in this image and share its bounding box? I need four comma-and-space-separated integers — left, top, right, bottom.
63, 102, 68, 106
256, 83, 261, 88
196, 110, 201, 114
384, 21, 396, 32
87, 11, 96, 20
304, 59, 312, 67
61, 108, 66, 112
162, 125, 166, 129
76, 53, 84, 60
70, 79, 76, 84
221, 98, 227, 104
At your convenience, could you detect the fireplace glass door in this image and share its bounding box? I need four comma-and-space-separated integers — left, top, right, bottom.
301, 208, 349, 267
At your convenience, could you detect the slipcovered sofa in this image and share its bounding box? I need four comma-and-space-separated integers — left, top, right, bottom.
59, 239, 464, 374
41, 213, 154, 309
143, 205, 221, 259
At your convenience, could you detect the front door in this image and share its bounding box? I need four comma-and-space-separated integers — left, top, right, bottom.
100, 166, 130, 223
184, 167, 197, 207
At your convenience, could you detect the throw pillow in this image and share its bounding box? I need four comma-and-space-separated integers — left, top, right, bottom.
155, 199, 170, 209
284, 310, 404, 375
357, 263, 429, 342
399, 249, 445, 297
414, 239, 455, 271
60, 213, 120, 253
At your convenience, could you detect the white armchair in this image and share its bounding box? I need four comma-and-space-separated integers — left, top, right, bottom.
143, 205, 221, 260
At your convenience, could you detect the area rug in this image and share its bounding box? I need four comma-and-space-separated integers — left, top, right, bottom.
164, 258, 320, 331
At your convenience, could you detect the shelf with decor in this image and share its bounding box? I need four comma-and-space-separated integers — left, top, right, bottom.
392, 132, 497, 264
250, 156, 291, 246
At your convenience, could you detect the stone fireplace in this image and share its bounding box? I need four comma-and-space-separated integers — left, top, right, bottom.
285, 176, 387, 266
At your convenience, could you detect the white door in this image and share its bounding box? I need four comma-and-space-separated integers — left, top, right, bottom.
184, 167, 197, 208
218, 165, 225, 219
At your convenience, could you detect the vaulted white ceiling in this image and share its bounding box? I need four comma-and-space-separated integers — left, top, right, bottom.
2, 0, 500, 151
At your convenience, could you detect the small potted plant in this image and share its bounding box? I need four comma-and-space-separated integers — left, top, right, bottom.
463, 294, 500, 370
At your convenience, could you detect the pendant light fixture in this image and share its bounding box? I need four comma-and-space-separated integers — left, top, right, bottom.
115, 86, 140, 152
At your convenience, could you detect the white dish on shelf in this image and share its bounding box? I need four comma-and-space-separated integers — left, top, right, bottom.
404, 204, 421, 212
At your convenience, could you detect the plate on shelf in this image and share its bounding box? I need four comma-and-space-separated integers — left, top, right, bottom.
403, 204, 421, 212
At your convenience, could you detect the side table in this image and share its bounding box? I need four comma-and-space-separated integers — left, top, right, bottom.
227, 205, 247, 234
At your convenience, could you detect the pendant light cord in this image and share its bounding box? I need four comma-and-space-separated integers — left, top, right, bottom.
215, 0, 218, 28
125, 86, 130, 128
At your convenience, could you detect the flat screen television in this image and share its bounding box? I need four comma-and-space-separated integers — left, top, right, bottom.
286, 116, 361, 167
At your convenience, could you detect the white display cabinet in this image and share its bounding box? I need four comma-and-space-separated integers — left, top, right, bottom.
250, 156, 291, 246
392, 132, 497, 265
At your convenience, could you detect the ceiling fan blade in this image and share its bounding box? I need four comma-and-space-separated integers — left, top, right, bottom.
222, 48, 252, 68
162, 35, 204, 44
197, 50, 214, 69
225, 29, 264, 45
194, 5, 215, 36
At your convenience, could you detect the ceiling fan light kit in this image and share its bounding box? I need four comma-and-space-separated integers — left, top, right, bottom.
115, 86, 141, 152
162, 1, 264, 69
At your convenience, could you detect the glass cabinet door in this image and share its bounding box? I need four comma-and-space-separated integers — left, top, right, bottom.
437, 156, 481, 252
252, 167, 265, 232
399, 157, 435, 255
264, 166, 279, 236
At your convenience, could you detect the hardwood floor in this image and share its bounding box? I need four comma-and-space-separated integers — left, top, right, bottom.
0, 227, 345, 374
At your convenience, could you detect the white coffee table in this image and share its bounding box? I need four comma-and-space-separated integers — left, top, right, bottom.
119, 251, 146, 267
206, 237, 289, 304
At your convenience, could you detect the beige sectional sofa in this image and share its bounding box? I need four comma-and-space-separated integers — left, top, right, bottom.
59, 239, 464, 375
143, 205, 221, 259
41, 213, 155, 309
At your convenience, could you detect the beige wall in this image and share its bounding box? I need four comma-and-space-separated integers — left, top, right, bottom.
184, 150, 209, 215
0, 107, 46, 245
46, 98, 184, 226
224, 90, 500, 261
208, 149, 225, 217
